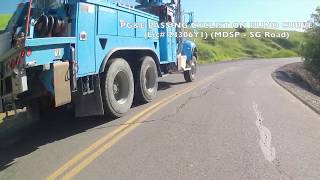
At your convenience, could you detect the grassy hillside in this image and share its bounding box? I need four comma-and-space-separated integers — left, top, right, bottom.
0, 14, 12, 30
188, 28, 304, 64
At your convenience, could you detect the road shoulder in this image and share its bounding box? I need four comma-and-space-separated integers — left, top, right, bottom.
272, 62, 320, 115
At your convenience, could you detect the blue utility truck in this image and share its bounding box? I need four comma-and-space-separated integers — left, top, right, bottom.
0, 0, 197, 118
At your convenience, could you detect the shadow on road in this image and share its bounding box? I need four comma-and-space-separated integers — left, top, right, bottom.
158, 81, 187, 91
0, 111, 113, 171
0, 80, 186, 171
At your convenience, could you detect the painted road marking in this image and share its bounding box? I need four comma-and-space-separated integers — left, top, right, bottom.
61, 91, 185, 180
253, 101, 276, 162
46, 68, 234, 180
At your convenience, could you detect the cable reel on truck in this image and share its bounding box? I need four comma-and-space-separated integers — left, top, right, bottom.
35, 14, 65, 37
34, 14, 50, 37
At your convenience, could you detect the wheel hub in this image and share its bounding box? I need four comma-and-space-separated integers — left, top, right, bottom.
145, 66, 156, 93
113, 83, 119, 96
113, 71, 130, 104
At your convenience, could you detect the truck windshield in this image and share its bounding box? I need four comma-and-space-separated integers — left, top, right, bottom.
0, 0, 26, 34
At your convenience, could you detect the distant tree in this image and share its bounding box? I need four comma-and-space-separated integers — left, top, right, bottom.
301, 7, 320, 76
235, 25, 247, 33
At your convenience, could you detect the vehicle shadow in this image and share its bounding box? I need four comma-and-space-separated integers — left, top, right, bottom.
0, 80, 187, 171
158, 81, 187, 91
0, 111, 112, 171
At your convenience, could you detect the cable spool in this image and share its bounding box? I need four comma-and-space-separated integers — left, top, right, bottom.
52, 17, 66, 37
35, 15, 66, 37
47, 15, 55, 37
35, 14, 49, 37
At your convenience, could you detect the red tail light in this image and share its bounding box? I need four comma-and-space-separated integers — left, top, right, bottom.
20, 50, 25, 57
26, 48, 32, 57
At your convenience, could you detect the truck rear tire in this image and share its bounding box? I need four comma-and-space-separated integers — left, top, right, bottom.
102, 58, 134, 118
184, 56, 197, 82
136, 56, 158, 103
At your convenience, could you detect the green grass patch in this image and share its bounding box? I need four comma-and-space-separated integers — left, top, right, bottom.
187, 28, 304, 64
0, 14, 12, 30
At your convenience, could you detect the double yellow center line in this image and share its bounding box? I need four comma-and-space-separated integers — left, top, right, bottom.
46, 69, 231, 180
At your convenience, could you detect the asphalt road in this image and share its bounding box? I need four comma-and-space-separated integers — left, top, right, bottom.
1, 57, 320, 180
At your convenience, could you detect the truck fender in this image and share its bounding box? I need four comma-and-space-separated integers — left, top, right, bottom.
182, 40, 197, 61
99, 48, 162, 77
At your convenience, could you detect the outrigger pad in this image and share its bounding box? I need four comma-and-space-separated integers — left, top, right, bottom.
53, 61, 72, 107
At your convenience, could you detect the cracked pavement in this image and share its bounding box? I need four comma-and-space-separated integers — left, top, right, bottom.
1, 58, 320, 180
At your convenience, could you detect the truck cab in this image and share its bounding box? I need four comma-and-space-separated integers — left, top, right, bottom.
0, 0, 197, 118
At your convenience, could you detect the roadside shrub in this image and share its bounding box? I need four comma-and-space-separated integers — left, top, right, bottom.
198, 43, 216, 61
260, 38, 282, 50
272, 49, 297, 58
272, 38, 295, 49
205, 38, 216, 45
199, 48, 216, 61
301, 7, 320, 76
235, 25, 247, 33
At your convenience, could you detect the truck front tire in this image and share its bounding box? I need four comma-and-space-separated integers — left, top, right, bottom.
102, 58, 134, 118
136, 56, 158, 103
184, 56, 197, 82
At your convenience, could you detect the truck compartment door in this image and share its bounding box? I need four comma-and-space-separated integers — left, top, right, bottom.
159, 27, 172, 63
76, 3, 96, 75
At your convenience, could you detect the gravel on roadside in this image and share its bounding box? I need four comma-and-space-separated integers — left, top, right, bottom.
272, 62, 320, 115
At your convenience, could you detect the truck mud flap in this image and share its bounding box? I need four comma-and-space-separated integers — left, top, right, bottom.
73, 75, 104, 117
